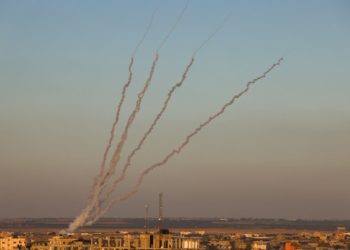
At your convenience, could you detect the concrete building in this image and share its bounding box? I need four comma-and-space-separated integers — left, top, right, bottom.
0, 236, 27, 250
251, 241, 268, 250
29, 241, 49, 250
47, 231, 201, 250
49, 236, 90, 250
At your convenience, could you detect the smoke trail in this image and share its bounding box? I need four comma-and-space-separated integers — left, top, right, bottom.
79, 1, 191, 227
93, 6, 158, 188
94, 58, 134, 185
67, 1, 216, 232
80, 58, 134, 230
93, 0, 189, 205
88, 9, 232, 221
86, 57, 283, 224
66, 54, 160, 233
157, 0, 189, 52
89, 8, 158, 197
193, 10, 233, 57
66, 9, 159, 233
91, 57, 195, 219
68, 57, 135, 234
99, 53, 159, 186
132, 8, 158, 57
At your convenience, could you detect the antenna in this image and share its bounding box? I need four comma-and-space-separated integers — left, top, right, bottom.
158, 192, 163, 231
144, 204, 149, 232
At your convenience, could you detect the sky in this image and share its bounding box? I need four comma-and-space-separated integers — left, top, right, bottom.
0, 0, 349, 220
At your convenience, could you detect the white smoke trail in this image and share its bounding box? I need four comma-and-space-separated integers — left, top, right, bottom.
93, 0, 189, 211
94, 0, 189, 199
66, 54, 159, 233
89, 9, 233, 222
92, 6, 158, 192
74, 74, 135, 230
92, 58, 134, 190
84, 0, 190, 225
98, 53, 159, 187
85, 9, 233, 224
85, 57, 283, 225
67, 1, 189, 232
66, 10, 157, 234
90, 57, 195, 220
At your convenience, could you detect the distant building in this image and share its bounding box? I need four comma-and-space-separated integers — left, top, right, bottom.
47, 231, 201, 250
208, 239, 231, 250
251, 241, 268, 250
194, 231, 205, 236
28, 241, 49, 250
234, 239, 248, 250
0, 236, 27, 250
49, 236, 90, 250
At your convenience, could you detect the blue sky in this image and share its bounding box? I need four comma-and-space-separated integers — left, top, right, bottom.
0, 0, 349, 219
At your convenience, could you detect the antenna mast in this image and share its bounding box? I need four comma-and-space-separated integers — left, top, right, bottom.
144, 204, 149, 232
158, 192, 163, 231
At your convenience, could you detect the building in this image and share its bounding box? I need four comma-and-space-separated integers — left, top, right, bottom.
47, 231, 201, 250
0, 236, 27, 250
251, 241, 268, 250
28, 241, 49, 250
49, 236, 90, 250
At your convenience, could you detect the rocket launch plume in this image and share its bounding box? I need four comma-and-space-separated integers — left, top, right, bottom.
67, 1, 190, 233
98, 53, 159, 188
89, 9, 233, 219
66, 54, 159, 233
92, 6, 157, 190
89, 11, 232, 221
89, 7, 158, 200
120, 57, 284, 200
66, 13, 157, 234
68, 58, 137, 235
92, 57, 195, 218
93, 57, 134, 186
93, 0, 189, 202
66, 0, 282, 233
84, 58, 133, 218
84, 57, 283, 225
86, 7, 233, 225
